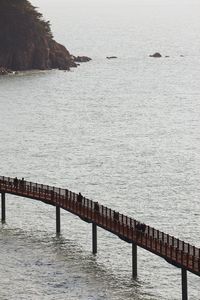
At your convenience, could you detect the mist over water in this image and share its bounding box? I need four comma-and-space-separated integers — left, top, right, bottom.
0, 0, 200, 299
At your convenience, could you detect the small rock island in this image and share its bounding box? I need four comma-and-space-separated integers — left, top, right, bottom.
0, 0, 91, 74
149, 52, 162, 58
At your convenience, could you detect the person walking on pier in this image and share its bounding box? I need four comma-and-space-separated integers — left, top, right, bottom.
94, 201, 100, 213
20, 177, 25, 189
135, 222, 146, 233
13, 177, 18, 187
77, 192, 83, 203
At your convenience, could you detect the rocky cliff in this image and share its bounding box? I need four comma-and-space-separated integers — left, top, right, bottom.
0, 0, 90, 72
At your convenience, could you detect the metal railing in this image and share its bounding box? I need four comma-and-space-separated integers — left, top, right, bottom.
0, 175, 199, 275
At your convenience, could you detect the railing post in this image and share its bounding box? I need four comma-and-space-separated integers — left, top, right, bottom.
56, 206, 60, 234
92, 223, 97, 254
192, 255, 194, 269
59, 188, 61, 205
85, 199, 88, 216
1, 192, 5, 223
147, 225, 150, 235
181, 268, 188, 300
167, 234, 169, 244
65, 189, 68, 201
132, 242, 137, 278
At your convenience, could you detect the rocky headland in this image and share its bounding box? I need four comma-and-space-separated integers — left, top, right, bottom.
0, 0, 91, 74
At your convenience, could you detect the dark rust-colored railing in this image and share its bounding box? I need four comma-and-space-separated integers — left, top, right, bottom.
0, 175, 199, 276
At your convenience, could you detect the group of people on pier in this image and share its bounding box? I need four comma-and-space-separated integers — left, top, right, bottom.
77, 192, 100, 212
135, 222, 146, 233
13, 177, 25, 188
77, 192, 146, 233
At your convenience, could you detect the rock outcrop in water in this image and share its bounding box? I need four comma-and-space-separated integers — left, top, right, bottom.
149, 52, 162, 58
73, 56, 92, 63
106, 56, 118, 59
0, 0, 91, 73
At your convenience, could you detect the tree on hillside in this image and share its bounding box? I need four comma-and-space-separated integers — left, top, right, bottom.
0, 0, 53, 50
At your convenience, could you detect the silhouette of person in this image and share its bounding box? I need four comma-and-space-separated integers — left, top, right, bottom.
94, 202, 99, 212
77, 192, 83, 203
20, 177, 25, 188
14, 177, 18, 187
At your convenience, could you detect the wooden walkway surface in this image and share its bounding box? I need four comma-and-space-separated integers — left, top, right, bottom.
0, 175, 200, 277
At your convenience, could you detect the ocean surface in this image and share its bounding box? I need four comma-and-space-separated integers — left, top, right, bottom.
0, 0, 200, 299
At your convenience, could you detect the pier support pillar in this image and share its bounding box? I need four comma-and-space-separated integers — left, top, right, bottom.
181, 268, 188, 300
1, 192, 5, 223
56, 206, 60, 234
132, 242, 137, 278
92, 223, 97, 254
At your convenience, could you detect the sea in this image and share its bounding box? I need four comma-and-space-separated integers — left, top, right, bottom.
0, 0, 200, 299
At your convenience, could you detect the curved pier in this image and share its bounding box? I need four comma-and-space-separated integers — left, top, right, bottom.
1, 175, 199, 299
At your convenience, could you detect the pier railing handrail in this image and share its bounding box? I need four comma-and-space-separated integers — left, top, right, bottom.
0, 175, 200, 276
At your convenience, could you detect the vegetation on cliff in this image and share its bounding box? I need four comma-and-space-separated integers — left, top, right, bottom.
0, 0, 90, 72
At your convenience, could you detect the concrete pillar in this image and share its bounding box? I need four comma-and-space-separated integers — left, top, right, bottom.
92, 223, 97, 254
132, 242, 137, 278
1, 192, 5, 223
181, 268, 188, 300
56, 206, 60, 234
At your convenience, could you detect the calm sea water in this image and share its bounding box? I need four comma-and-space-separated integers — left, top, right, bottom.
0, 0, 200, 299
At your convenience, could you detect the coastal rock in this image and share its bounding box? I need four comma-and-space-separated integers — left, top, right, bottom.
149, 52, 162, 58
0, 67, 15, 75
0, 1, 90, 73
0, 67, 9, 75
48, 40, 72, 70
